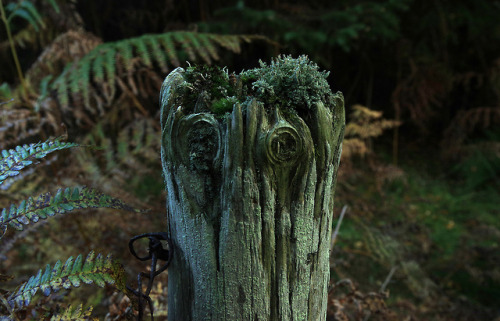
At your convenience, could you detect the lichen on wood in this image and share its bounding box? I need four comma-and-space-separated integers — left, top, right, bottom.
160, 55, 344, 320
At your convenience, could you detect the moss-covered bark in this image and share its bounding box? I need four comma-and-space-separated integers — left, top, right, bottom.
160, 56, 344, 320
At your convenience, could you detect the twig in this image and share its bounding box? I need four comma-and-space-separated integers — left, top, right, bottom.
0, 98, 14, 106
331, 205, 348, 251
379, 265, 397, 293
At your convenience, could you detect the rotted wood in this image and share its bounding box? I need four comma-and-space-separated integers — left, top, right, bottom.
160, 65, 344, 320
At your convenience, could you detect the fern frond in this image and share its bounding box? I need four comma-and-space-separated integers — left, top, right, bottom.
342, 138, 369, 158
159, 33, 180, 67
73, 117, 161, 203
185, 32, 211, 64
103, 48, 117, 102
344, 104, 401, 139
103, 50, 116, 83
0, 139, 80, 187
174, 32, 196, 61
26, 29, 102, 91
197, 34, 220, 62
111, 117, 159, 163
5, 1, 45, 31
80, 56, 92, 108
8, 251, 127, 310
54, 67, 71, 107
0, 24, 38, 52
50, 304, 96, 321
0, 164, 36, 191
209, 34, 241, 53
0, 187, 145, 232
345, 120, 400, 139
70, 61, 83, 96
173, 32, 196, 61
146, 36, 169, 72
95, 126, 116, 171
50, 32, 267, 112
131, 36, 152, 67
90, 50, 104, 82
115, 41, 134, 72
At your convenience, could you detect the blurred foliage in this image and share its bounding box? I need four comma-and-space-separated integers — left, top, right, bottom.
199, 0, 411, 53
0, 0, 499, 319
452, 131, 500, 193
333, 171, 499, 320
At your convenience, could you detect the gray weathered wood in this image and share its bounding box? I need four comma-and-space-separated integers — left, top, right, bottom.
160, 60, 344, 320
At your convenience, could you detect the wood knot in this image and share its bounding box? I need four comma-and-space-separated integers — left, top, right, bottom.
265, 122, 303, 165
188, 121, 218, 172
173, 113, 221, 171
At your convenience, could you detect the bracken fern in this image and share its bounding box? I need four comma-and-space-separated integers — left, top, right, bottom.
50, 31, 267, 112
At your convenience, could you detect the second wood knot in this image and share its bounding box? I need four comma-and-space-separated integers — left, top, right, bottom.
265, 122, 303, 165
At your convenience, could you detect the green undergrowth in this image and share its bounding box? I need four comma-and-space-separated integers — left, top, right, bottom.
333, 153, 500, 318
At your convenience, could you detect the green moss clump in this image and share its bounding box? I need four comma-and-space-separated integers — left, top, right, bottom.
212, 96, 238, 114
181, 64, 236, 114
240, 55, 336, 112
177, 55, 335, 116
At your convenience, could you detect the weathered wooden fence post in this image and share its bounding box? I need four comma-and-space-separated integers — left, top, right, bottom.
160, 56, 344, 320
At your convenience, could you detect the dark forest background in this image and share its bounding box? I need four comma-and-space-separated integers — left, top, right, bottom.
0, 0, 499, 319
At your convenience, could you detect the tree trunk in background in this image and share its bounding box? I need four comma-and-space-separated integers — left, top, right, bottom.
160, 62, 344, 320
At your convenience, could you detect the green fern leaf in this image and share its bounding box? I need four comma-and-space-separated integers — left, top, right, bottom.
34, 75, 53, 112
77, 50, 97, 109
117, 128, 130, 158
159, 33, 180, 67
146, 35, 169, 72
0, 139, 80, 187
69, 63, 82, 96
91, 50, 105, 82
18, 1, 45, 29
8, 251, 127, 310
7, 8, 39, 32
185, 32, 211, 64
46, 0, 60, 14
50, 304, 95, 321
173, 32, 196, 61
93, 124, 117, 170
55, 67, 71, 107
51, 32, 267, 111
103, 48, 117, 100
5, 2, 44, 31
197, 33, 220, 61
115, 41, 134, 72
132, 36, 152, 67
0, 187, 145, 233
80, 57, 92, 108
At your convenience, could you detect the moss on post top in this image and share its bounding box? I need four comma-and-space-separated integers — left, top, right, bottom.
240, 55, 338, 112
163, 55, 340, 117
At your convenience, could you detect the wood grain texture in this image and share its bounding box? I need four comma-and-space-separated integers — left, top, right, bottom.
160, 66, 344, 320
